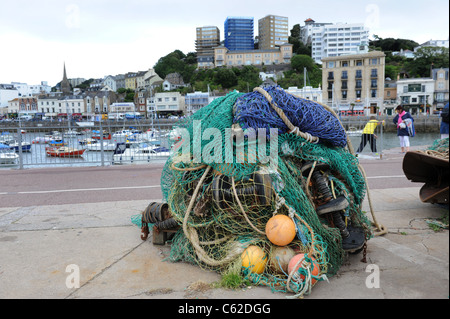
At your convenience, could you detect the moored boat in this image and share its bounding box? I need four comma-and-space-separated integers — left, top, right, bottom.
0, 143, 19, 165
46, 146, 86, 157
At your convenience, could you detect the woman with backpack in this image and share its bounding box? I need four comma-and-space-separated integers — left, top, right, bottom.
393, 105, 414, 153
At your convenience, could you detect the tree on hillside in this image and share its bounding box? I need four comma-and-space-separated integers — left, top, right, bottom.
153, 50, 197, 83
406, 46, 449, 77
214, 68, 238, 88
289, 24, 311, 56
290, 54, 316, 73
369, 35, 419, 52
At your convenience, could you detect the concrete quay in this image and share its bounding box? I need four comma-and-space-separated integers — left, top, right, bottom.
0, 147, 448, 300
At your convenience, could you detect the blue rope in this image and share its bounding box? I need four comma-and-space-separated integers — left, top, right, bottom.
233, 86, 347, 147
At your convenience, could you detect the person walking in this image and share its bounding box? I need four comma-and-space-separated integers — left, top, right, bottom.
440, 103, 449, 139
393, 105, 414, 153
356, 116, 384, 154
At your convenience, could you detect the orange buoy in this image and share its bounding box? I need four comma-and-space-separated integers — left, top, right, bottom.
241, 245, 267, 274
288, 253, 320, 284
265, 214, 296, 246
268, 246, 295, 274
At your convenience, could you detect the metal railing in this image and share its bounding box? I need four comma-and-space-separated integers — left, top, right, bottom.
1, 121, 174, 169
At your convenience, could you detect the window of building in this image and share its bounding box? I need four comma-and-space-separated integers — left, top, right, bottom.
371, 90, 377, 98
355, 70, 362, 78
371, 79, 377, 88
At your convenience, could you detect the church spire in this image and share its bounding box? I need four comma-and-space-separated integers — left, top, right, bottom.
60, 62, 71, 95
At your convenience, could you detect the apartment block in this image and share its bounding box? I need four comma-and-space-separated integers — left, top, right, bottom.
322, 51, 385, 115
224, 17, 254, 51
258, 15, 289, 50
214, 43, 292, 67
196, 26, 221, 69
302, 20, 369, 64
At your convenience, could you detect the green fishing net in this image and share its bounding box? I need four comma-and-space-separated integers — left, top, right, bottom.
155, 88, 372, 297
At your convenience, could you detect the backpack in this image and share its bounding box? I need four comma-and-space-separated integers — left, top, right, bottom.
404, 118, 415, 137
442, 107, 449, 123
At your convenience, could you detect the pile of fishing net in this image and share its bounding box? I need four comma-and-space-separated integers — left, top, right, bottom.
136, 86, 376, 298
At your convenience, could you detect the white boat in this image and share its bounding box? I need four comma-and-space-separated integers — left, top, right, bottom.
0, 143, 19, 165
5, 140, 32, 152
346, 127, 363, 137
112, 142, 170, 164
85, 141, 117, 151
112, 129, 133, 138
63, 129, 83, 137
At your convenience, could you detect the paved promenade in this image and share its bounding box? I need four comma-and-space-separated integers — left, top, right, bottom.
0, 146, 448, 301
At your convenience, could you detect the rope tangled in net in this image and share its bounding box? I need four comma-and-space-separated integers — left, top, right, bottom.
234, 86, 348, 147
141, 86, 386, 298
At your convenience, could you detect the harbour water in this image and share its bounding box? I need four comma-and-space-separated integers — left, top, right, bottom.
348, 131, 442, 154
1, 129, 442, 170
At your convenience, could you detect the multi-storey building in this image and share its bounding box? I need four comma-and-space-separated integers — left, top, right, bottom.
414, 39, 449, 52
8, 97, 38, 115
9, 81, 51, 97
397, 78, 435, 115
0, 84, 19, 109
383, 79, 398, 115
214, 43, 292, 67
303, 20, 369, 64
258, 15, 289, 50
185, 91, 211, 115
152, 91, 185, 115
300, 18, 332, 45
224, 17, 254, 51
125, 72, 138, 90
196, 26, 221, 69
432, 68, 449, 112
322, 51, 385, 115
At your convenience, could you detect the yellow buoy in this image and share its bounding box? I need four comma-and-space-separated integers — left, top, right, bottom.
241, 245, 267, 274
265, 214, 296, 246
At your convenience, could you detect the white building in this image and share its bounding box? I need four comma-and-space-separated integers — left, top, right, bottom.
300, 18, 332, 45
185, 91, 212, 115
153, 92, 185, 114
414, 39, 449, 52
302, 20, 369, 64
286, 86, 323, 103
397, 78, 435, 115
0, 84, 19, 109
10, 81, 51, 97
102, 75, 117, 92
109, 102, 136, 113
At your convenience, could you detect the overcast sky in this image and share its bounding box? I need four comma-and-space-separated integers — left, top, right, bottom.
0, 0, 448, 86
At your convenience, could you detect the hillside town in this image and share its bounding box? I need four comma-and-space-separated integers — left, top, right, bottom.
0, 15, 448, 121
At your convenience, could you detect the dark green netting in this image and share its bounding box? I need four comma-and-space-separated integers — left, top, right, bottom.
153, 88, 372, 297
